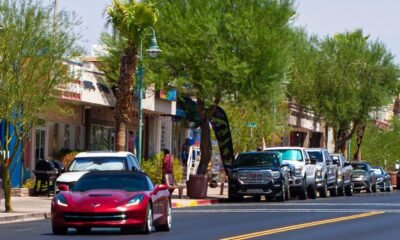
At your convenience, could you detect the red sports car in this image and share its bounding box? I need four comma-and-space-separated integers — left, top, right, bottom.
51, 171, 172, 235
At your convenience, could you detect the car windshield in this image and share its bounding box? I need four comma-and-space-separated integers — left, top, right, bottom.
352, 164, 367, 173
68, 157, 125, 171
71, 173, 149, 192
235, 153, 280, 168
265, 149, 303, 162
373, 168, 383, 175
307, 151, 323, 163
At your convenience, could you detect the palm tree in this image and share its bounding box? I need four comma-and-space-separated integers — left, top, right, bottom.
106, 0, 158, 151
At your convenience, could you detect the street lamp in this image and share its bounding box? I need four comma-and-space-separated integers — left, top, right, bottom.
137, 27, 161, 164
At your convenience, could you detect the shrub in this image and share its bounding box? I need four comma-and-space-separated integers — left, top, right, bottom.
22, 178, 35, 189
141, 153, 183, 184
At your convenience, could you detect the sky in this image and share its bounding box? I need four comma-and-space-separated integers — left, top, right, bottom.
53, 0, 400, 63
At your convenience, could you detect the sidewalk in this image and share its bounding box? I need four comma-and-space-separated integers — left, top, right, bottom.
0, 184, 228, 224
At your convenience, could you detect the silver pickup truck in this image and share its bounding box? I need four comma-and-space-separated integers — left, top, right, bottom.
306, 148, 338, 198
264, 147, 317, 200
331, 153, 353, 196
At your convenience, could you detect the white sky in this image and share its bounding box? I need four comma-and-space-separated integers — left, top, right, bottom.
54, 0, 400, 63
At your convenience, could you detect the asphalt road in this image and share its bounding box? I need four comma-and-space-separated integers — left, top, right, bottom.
1, 190, 400, 240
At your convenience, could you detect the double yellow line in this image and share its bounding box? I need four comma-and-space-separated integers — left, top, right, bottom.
221, 211, 384, 240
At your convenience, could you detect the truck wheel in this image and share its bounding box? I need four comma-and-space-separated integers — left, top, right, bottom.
307, 182, 317, 199
337, 181, 345, 196
298, 180, 307, 200
253, 195, 261, 202
345, 183, 353, 196
366, 182, 372, 193
319, 180, 328, 198
228, 189, 243, 202
285, 184, 290, 201
276, 184, 285, 202
329, 181, 338, 197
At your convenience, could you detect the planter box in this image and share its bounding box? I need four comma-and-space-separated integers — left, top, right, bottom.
11, 188, 30, 197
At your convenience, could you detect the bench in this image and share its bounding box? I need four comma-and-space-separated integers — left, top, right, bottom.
164, 174, 185, 199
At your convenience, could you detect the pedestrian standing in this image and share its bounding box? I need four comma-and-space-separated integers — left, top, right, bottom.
162, 148, 173, 183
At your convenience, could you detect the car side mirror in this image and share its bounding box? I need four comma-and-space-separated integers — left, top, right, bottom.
58, 184, 69, 191
305, 159, 311, 165
131, 166, 138, 171
154, 184, 168, 194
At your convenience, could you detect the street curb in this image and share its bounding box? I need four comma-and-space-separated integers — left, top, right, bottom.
172, 199, 220, 208
0, 212, 51, 224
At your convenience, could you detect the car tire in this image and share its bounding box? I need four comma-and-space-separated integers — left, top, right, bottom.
366, 182, 372, 193
285, 184, 290, 201
142, 204, 153, 234
298, 179, 307, 200
337, 181, 345, 196
381, 182, 386, 192
372, 183, 377, 193
307, 182, 317, 199
329, 181, 338, 197
345, 183, 353, 196
386, 181, 392, 192
276, 184, 285, 202
52, 226, 68, 235
155, 200, 172, 232
319, 180, 328, 198
228, 189, 243, 202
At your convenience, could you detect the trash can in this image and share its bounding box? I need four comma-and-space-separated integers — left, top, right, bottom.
390, 172, 397, 188
186, 174, 208, 199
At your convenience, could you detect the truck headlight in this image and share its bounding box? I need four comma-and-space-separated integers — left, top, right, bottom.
295, 167, 303, 177
271, 171, 280, 179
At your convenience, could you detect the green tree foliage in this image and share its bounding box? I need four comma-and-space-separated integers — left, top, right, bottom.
351, 119, 400, 171
0, 0, 80, 212
153, 0, 295, 174
289, 29, 399, 153
141, 153, 183, 184
103, 0, 158, 152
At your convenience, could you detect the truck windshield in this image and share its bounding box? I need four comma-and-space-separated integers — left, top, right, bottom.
265, 149, 303, 162
235, 153, 280, 168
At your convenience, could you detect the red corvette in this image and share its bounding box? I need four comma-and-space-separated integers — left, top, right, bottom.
51, 171, 172, 235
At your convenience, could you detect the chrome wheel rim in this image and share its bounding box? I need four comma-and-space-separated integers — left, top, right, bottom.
167, 202, 172, 229
147, 207, 153, 232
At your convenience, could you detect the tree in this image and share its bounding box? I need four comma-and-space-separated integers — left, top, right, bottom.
289, 29, 399, 155
0, 0, 80, 212
105, 0, 158, 152
153, 0, 295, 174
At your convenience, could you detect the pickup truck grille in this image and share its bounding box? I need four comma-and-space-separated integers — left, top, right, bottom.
238, 171, 271, 184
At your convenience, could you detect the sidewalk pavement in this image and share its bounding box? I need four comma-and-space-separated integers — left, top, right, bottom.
0, 184, 228, 224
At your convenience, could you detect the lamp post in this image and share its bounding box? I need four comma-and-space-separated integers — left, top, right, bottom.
137, 28, 161, 164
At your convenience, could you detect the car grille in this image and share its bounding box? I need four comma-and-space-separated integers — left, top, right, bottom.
64, 212, 127, 222
238, 171, 271, 184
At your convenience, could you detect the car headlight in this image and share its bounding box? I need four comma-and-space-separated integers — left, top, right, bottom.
55, 194, 68, 207
271, 171, 280, 179
295, 167, 303, 177
126, 194, 144, 207
377, 177, 383, 182
231, 172, 238, 179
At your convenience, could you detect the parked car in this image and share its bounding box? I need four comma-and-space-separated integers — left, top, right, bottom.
330, 153, 353, 196
228, 151, 291, 202
56, 151, 141, 190
372, 166, 392, 192
264, 147, 317, 200
52, 171, 171, 235
351, 161, 377, 193
306, 148, 338, 198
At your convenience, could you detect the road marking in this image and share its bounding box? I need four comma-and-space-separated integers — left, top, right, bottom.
175, 208, 400, 213
216, 202, 400, 207
15, 228, 33, 232
220, 211, 384, 240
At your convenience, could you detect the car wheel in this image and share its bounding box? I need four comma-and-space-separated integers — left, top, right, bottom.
319, 180, 328, 198
337, 182, 345, 196
228, 189, 243, 202
366, 182, 372, 193
381, 182, 386, 192
387, 181, 392, 192
155, 200, 172, 232
142, 204, 153, 234
285, 184, 290, 201
276, 184, 285, 202
329, 181, 338, 197
345, 183, 353, 196
372, 183, 377, 193
52, 226, 68, 235
307, 181, 317, 199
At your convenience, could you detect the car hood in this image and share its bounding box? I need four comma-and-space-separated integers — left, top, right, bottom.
56, 171, 89, 183
64, 190, 146, 210
281, 160, 304, 168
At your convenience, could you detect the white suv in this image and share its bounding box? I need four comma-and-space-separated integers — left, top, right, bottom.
56, 151, 140, 189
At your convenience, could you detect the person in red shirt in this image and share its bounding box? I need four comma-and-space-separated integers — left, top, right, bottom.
162, 149, 173, 183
